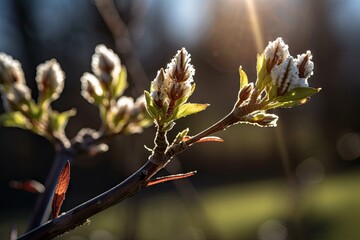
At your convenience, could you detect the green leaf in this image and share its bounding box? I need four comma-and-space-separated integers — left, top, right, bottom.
238, 66, 248, 90
49, 109, 76, 133
0, 111, 30, 129
266, 98, 310, 110
112, 66, 128, 99
276, 87, 321, 102
174, 128, 189, 143
172, 103, 209, 121
268, 84, 278, 101
28, 100, 43, 120
255, 54, 269, 89
144, 91, 158, 120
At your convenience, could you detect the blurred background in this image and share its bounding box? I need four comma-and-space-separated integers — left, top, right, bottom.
1, 0, 360, 239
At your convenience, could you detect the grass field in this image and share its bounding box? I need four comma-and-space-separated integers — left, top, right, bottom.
2, 171, 360, 240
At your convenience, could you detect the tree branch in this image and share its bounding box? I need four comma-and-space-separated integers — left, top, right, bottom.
18, 161, 158, 240
18, 106, 252, 239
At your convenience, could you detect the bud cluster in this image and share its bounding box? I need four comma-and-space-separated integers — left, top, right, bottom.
231, 37, 320, 128
145, 48, 208, 131
264, 37, 314, 95
0, 53, 31, 112
81, 44, 124, 105
81, 45, 152, 134
0, 52, 73, 144
151, 48, 195, 114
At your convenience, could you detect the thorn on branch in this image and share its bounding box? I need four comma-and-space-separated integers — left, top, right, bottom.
146, 171, 197, 187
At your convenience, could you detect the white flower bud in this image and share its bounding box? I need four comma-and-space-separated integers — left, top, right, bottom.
295, 51, 314, 79
264, 37, 290, 73
81, 73, 104, 104
36, 59, 65, 101
151, 68, 172, 107
0, 53, 25, 85
166, 48, 195, 84
91, 45, 121, 84
3, 83, 31, 111
271, 57, 304, 95
112, 96, 134, 125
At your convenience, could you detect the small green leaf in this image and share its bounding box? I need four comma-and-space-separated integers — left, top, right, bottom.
266, 98, 310, 110
49, 109, 76, 133
112, 66, 128, 99
268, 84, 278, 101
172, 103, 209, 121
173, 128, 189, 144
28, 100, 43, 120
144, 91, 158, 120
0, 111, 30, 129
255, 54, 269, 89
276, 87, 321, 102
239, 66, 248, 90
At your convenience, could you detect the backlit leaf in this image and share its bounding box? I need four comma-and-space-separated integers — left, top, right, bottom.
172, 103, 209, 121
276, 87, 321, 102
52, 161, 70, 218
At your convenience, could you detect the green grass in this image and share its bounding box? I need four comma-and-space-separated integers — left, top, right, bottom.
3, 171, 360, 239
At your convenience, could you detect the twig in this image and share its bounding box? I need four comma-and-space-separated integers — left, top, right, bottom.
17, 105, 254, 239
18, 161, 158, 240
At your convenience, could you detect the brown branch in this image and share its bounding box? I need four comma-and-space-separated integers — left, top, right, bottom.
18, 104, 256, 239
17, 161, 159, 240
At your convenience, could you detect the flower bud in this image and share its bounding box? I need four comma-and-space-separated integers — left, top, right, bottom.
130, 94, 146, 117
115, 96, 134, 119
91, 45, 121, 84
2, 83, 31, 112
111, 96, 134, 131
264, 37, 289, 73
0, 53, 25, 85
242, 111, 278, 127
166, 48, 195, 84
151, 68, 171, 107
81, 73, 104, 104
296, 51, 314, 79
257, 114, 278, 127
36, 59, 65, 102
239, 83, 254, 103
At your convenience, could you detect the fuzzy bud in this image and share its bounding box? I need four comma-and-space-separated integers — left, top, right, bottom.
114, 96, 134, 120
151, 68, 170, 107
81, 73, 104, 104
264, 37, 290, 73
242, 111, 279, 127
239, 83, 254, 103
2, 83, 31, 112
296, 51, 314, 79
166, 48, 195, 84
91, 45, 121, 84
36, 59, 65, 102
0, 53, 25, 85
